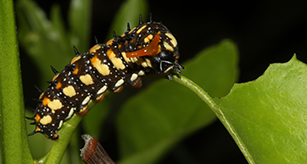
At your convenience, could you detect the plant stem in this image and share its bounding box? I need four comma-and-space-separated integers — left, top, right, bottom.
0, 0, 33, 163
40, 100, 97, 163
42, 114, 83, 164
173, 74, 253, 163
172, 75, 217, 112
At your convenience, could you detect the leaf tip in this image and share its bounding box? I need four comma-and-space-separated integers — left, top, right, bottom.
291, 53, 297, 60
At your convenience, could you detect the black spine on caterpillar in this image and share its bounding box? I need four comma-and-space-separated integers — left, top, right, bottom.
27, 16, 184, 140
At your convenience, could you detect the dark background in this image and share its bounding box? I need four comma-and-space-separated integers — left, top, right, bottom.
24, 0, 307, 163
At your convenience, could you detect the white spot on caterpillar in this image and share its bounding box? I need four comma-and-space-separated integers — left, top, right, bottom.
130, 73, 138, 82
138, 70, 145, 76
82, 96, 91, 106
58, 120, 63, 129
97, 86, 107, 95
115, 79, 124, 88
65, 107, 75, 120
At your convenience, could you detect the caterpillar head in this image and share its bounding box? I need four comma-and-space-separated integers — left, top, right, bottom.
125, 28, 184, 80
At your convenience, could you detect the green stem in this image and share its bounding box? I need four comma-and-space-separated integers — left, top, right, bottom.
0, 0, 33, 163
172, 74, 228, 120
41, 114, 83, 164
40, 101, 98, 164
172, 75, 217, 112
173, 74, 253, 163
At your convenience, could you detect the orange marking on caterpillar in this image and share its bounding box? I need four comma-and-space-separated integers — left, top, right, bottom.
126, 34, 161, 58
55, 82, 62, 89
73, 67, 79, 74
42, 97, 51, 106
35, 114, 41, 123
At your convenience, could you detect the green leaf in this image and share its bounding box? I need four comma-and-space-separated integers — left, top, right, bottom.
68, 0, 91, 53
16, 0, 91, 88
16, 0, 71, 88
0, 0, 33, 163
116, 40, 239, 164
213, 55, 307, 163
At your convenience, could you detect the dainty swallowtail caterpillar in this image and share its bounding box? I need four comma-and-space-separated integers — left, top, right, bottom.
27, 15, 184, 140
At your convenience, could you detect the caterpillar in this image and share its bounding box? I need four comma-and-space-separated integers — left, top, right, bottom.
27, 15, 184, 140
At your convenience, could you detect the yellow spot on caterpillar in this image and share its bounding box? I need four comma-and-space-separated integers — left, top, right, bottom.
52, 73, 59, 81
130, 57, 138, 63
47, 99, 62, 112
80, 74, 94, 85
163, 41, 174, 52
136, 25, 147, 34
106, 39, 114, 47
107, 50, 125, 70
136, 58, 152, 68
145, 58, 152, 67
63, 86, 76, 97
39, 115, 52, 125
144, 34, 153, 43
165, 33, 177, 47
128, 27, 137, 34
89, 44, 102, 54
39, 93, 44, 100
121, 52, 131, 63
70, 55, 81, 64
141, 60, 148, 67
91, 55, 110, 76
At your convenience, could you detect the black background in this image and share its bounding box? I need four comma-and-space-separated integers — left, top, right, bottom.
22, 0, 307, 163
